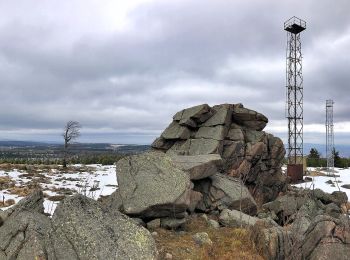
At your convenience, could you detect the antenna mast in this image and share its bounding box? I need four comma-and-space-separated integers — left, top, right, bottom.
326, 99, 334, 175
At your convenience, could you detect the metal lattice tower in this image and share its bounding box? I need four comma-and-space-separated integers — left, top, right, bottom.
284, 17, 306, 181
326, 100, 334, 174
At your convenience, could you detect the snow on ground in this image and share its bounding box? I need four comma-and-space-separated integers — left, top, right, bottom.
0, 164, 117, 215
2, 164, 349, 216
294, 167, 350, 201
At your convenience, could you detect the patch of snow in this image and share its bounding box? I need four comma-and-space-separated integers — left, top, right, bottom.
0, 164, 117, 215
294, 167, 350, 201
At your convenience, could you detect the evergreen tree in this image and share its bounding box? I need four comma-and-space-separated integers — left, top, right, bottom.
308, 148, 320, 159
332, 148, 342, 168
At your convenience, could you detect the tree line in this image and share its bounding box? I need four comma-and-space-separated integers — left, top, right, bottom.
307, 148, 350, 168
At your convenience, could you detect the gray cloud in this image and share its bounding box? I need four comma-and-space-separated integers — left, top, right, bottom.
0, 0, 349, 144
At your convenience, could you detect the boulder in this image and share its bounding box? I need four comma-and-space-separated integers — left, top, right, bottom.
202, 104, 232, 126
173, 104, 213, 126
170, 154, 223, 180
232, 104, 268, 131
0, 191, 159, 260
195, 125, 228, 140
222, 140, 245, 159
331, 191, 348, 206
208, 219, 220, 229
100, 189, 123, 212
166, 138, 223, 156
50, 195, 158, 260
0, 191, 52, 260
188, 190, 203, 212
219, 209, 258, 227
160, 217, 187, 229
151, 137, 175, 150
147, 219, 161, 230
192, 232, 213, 246
188, 138, 223, 155
115, 151, 192, 218
227, 128, 244, 141
262, 195, 298, 218
194, 173, 257, 215
251, 219, 291, 260
298, 215, 350, 260
161, 121, 191, 140
310, 242, 350, 260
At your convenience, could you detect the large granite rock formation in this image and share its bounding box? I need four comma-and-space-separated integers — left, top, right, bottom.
0, 191, 158, 260
152, 103, 286, 204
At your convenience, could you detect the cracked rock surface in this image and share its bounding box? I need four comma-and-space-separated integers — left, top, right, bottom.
0, 191, 158, 260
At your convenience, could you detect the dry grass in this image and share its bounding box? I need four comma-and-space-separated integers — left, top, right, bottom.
0, 163, 95, 174
308, 171, 327, 176
0, 199, 16, 208
8, 186, 35, 197
0, 176, 15, 190
48, 186, 74, 195
154, 215, 263, 260
46, 194, 65, 201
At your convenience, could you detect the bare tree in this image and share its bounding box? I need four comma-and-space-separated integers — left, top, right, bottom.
62, 121, 81, 168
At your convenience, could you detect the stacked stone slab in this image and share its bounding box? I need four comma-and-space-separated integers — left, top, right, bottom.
152, 103, 286, 204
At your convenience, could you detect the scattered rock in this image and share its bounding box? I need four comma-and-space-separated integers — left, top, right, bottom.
147, 218, 161, 230
304, 176, 313, 182
219, 208, 258, 228
192, 232, 213, 246
194, 173, 257, 215
341, 184, 350, 189
200, 213, 208, 222
188, 190, 203, 213
165, 252, 173, 259
208, 219, 220, 229
331, 191, 348, 206
160, 218, 187, 230
325, 202, 341, 218
131, 217, 146, 227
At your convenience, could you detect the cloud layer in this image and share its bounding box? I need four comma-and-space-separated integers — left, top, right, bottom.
0, 0, 349, 144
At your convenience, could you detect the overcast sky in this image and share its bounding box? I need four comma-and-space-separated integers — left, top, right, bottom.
0, 0, 349, 145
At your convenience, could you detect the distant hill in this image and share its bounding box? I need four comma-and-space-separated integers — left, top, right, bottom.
0, 140, 53, 147
0, 141, 150, 157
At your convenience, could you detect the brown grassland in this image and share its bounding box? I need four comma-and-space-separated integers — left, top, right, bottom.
154, 215, 263, 260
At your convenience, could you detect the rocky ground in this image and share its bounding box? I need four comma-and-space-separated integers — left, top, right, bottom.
0, 103, 349, 259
